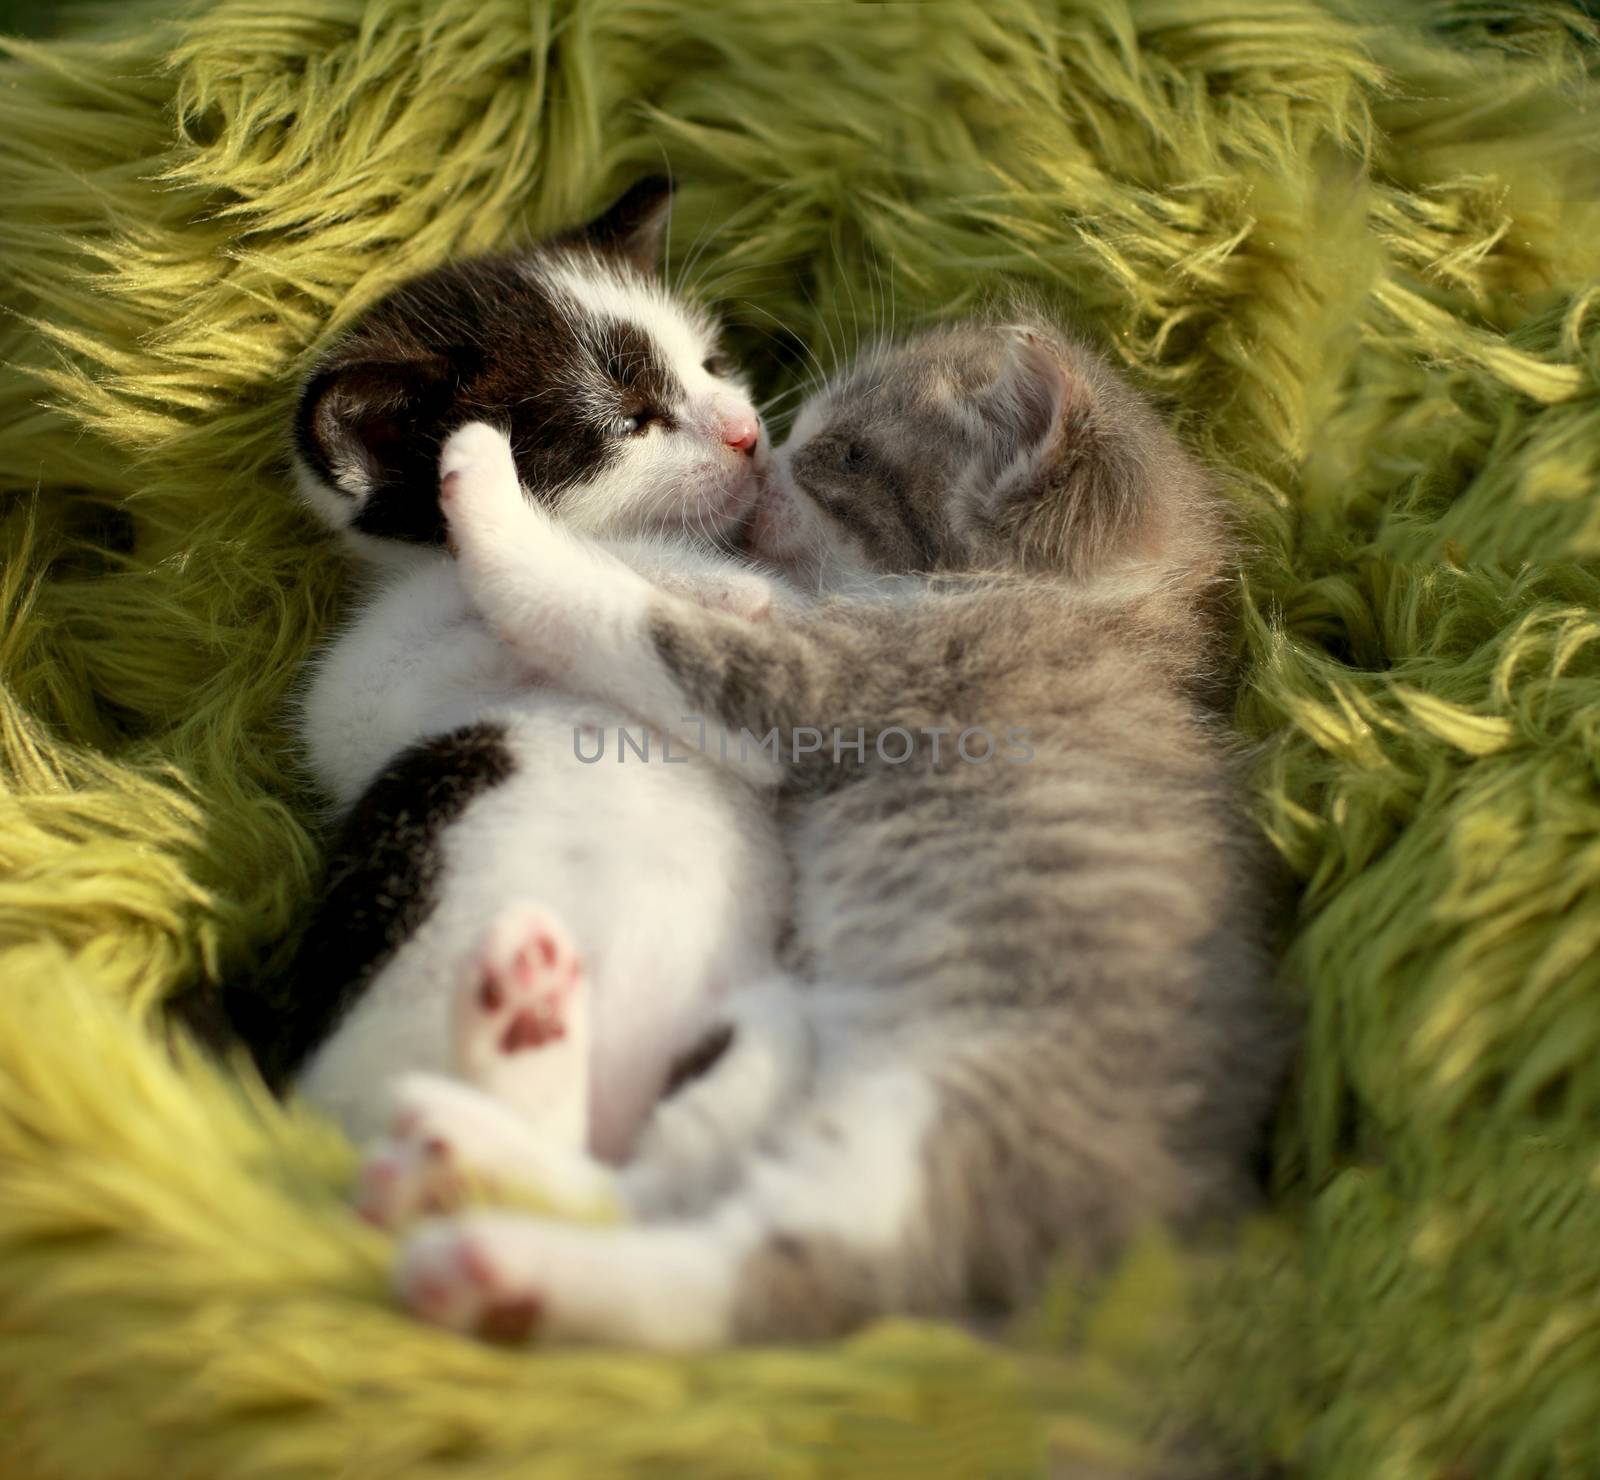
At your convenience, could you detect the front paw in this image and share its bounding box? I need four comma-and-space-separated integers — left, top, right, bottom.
438, 422, 539, 559
352, 1074, 498, 1230
439, 421, 516, 503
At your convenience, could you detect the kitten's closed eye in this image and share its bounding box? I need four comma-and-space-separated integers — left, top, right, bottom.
702, 354, 733, 378
611, 409, 665, 437
837, 441, 869, 473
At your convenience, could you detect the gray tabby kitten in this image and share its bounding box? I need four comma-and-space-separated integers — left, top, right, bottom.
383, 316, 1287, 1349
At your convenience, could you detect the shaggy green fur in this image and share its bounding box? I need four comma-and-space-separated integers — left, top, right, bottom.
3, 1, 1599, 1474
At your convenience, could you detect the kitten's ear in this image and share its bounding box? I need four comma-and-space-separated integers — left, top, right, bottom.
984, 328, 1153, 576
979, 329, 1081, 558
987, 328, 1070, 464
564, 175, 675, 273
294, 356, 457, 545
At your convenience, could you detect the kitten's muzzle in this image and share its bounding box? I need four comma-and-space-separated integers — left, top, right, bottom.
720, 409, 760, 456
696, 393, 761, 460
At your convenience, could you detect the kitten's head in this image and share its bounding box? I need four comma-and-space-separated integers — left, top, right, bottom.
751, 318, 1221, 591
295, 178, 766, 563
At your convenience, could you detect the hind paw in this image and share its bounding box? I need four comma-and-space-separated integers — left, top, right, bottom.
399, 1218, 548, 1343
463, 906, 582, 1055
352, 1073, 619, 1232
453, 905, 589, 1141
351, 1074, 516, 1229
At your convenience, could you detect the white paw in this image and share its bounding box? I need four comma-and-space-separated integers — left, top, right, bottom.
456, 905, 585, 1082
352, 1072, 619, 1231
438, 420, 516, 497
436, 422, 574, 664
352, 1073, 534, 1231
398, 1217, 547, 1343
438, 422, 532, 552
356, 1068, 556, 1228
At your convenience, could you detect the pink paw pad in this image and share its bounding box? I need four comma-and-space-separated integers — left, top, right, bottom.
467, 912, 583, 1059
478, 1292, 545, 1344
453, 906, 590, 1135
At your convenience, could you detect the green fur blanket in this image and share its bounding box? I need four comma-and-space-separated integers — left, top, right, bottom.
3, 1, 1599, 1475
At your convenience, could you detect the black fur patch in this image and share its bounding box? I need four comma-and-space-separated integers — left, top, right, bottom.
225, 722, 515, 1090
296, 258, 623, 544
295, 180, 687, 548
549, 175, 674, 272
595, 318, 681, 430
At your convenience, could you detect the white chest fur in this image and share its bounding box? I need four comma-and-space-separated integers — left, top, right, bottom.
291, 554, 787, 1153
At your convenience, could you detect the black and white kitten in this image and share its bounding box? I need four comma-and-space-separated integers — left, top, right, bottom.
242, 181, 794, 1172
368, 318, 1288, 1349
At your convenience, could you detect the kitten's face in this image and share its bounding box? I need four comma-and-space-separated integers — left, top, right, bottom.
297, 179, 766, 559
750, 319, 1181, 587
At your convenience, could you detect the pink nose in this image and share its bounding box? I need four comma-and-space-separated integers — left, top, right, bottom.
721, 413, 760, 455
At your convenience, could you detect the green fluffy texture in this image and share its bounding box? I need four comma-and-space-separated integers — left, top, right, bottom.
3, 1, 1599, 1474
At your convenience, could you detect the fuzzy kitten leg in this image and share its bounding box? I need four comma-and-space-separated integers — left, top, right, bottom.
395, 1064, 942, 1349
440, 423, 817, 787
453, 903, 589, 1149
353, 1072, 619, 1230
603, 535, 777, 622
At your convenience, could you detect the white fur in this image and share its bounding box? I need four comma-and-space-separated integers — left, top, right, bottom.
293, 276, 793, 1160
355, 1072, 621, 1227
294, 679, 787, 1151
395, 1057, 939, 1350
